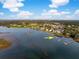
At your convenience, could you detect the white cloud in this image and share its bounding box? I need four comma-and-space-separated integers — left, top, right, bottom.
34, 9, 79, 20
74, 10, 79, 16
42, 9, 60, 16
0, 12, 4, 15
0, 10, 33, 19
0, 0, 24, 12
49, 0, 69, 8
41, 9, 72, 20
10, 8, 19, 12
60, 11, 70, 15
16, 11, 33, 19
42, 9, 70, 16
48, 9, 61, 15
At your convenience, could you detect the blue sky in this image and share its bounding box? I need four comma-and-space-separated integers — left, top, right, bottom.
0, 0, 79, 20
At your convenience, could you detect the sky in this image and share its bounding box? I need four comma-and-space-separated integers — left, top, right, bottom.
0, 0, 79, 20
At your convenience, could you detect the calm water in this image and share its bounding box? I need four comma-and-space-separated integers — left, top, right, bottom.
0, 28, 79, 59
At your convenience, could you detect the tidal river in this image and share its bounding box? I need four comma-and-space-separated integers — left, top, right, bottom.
0, 28, 79, 59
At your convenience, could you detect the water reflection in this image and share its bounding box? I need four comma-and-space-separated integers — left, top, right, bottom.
0, 28, 78, 59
